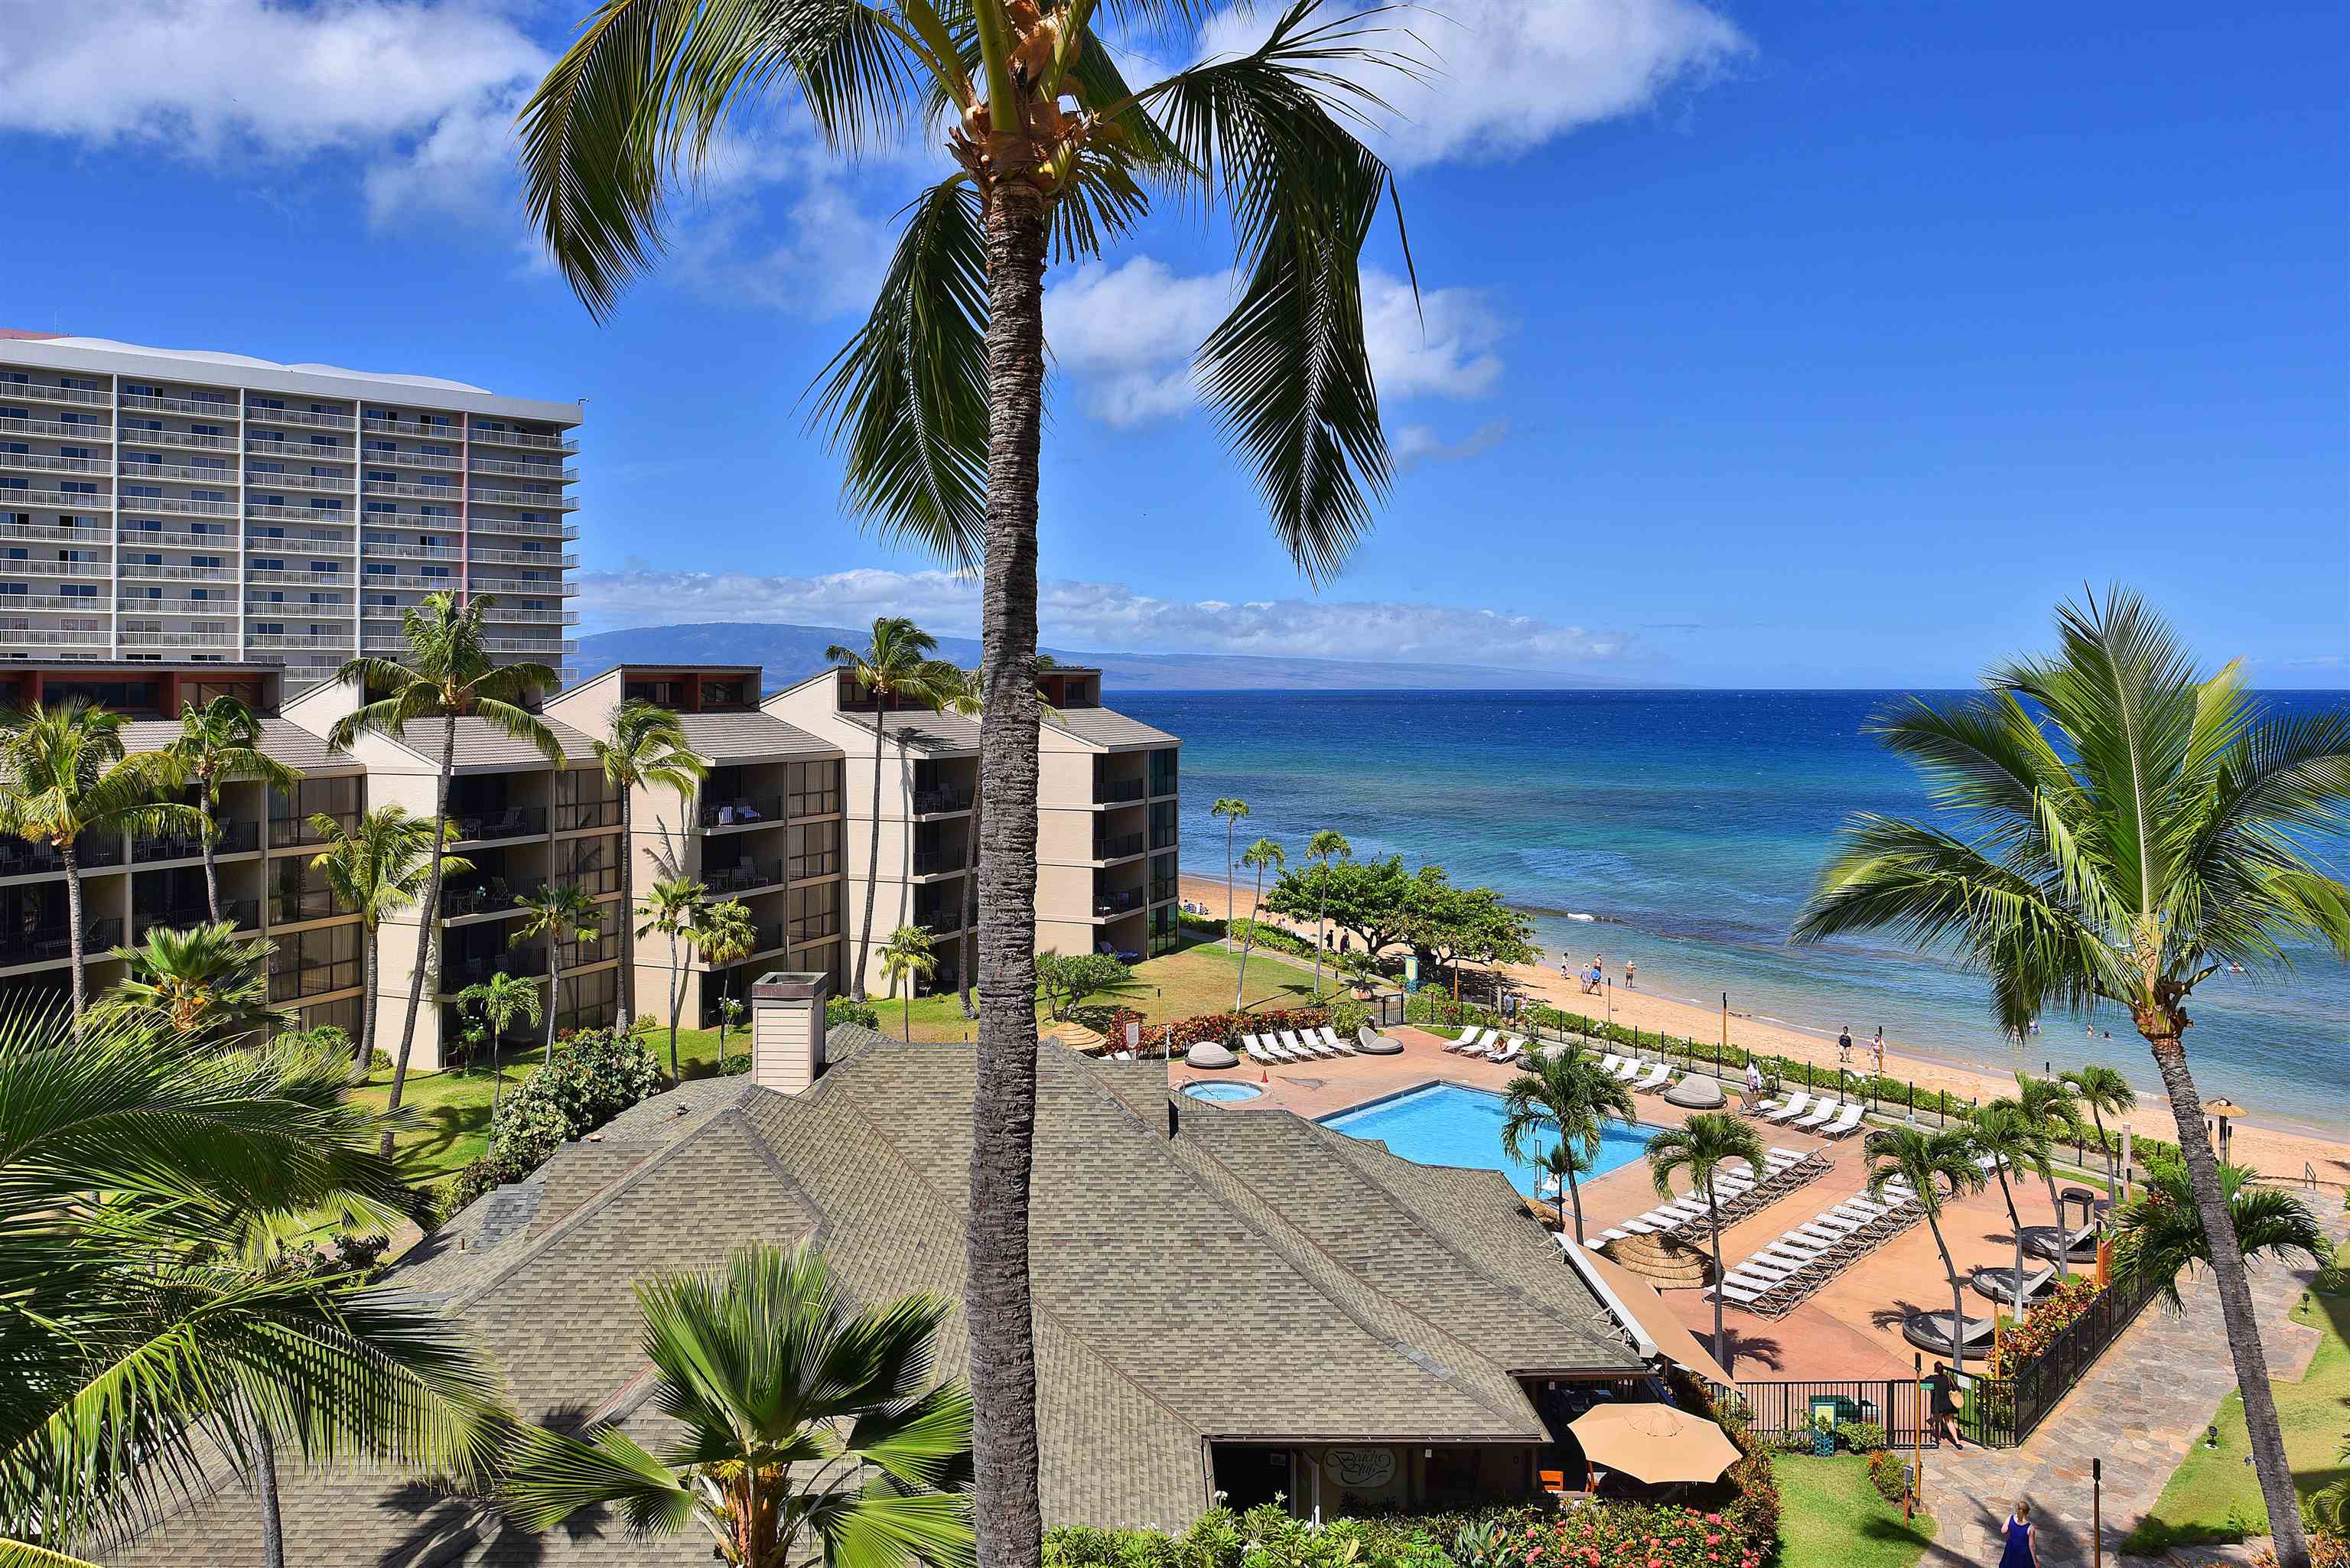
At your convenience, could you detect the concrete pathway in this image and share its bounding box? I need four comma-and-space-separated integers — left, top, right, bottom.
1919, 1215, 2342, 1566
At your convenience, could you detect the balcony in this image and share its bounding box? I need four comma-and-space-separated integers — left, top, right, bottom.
0, 917, 122, 969
269, 955, 360, 1003
912, 900, 964, 935
0, 414, 108, 441
2, 558, 109, 578
11, 488, 113, 510
248, 438, 352, 461
352, 511, 461, 532
271, 810, 356, 851
0, 627, 110, 647
440, 948, 546, 992
119, 527, 233, 549
701, 795, 783, 831
789, 910, 841, 945
134, 898, 258, 940
913, 786, 973, 815
145, 496, 238, 519
362, 541, 464, 563
363, 480, 464, 503
467, 456, 578, 482
1092, 890, 1144, 916
0, 835, 123, 877
252, 406, 354, 432
1150, 877, 1177, 905
360, 572, 464, 593
135, 821, 259, 863
247, 600, 354, 617
789, 848, 842, 881
467, 425, 578, 454
1092, 831, 1146, 861
362, 416, 464, 441
474, 574, 580, 597
247, 568, 354, 587
911, 848, 966, 877
5, 382, 112, 408
480, 636, 576, 656
0, 450, 106, 477
451, 805, 547, 844
468, 486, 580, 511
138, 463, 236, 485
483, 607, 580, 626
555, 799, 621, 831
122, 564, 236, 582
119, 392, 234, 417
269, 886, 343, 925
466, 545, 576, 568
1094, 778, 1147, 805
246, 503, 356, 526
466, 515, 579, 540
363, 449, 464, 473
246, 470, 353, 493
3, 521, 109, 544
703, 857, 783, 895
440, 883, 519, 918
248, 633, 352, 651
135, 428, 235, 451
8, 594, 115, 613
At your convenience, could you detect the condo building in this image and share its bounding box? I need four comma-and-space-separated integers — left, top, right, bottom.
0, 333, 581, 688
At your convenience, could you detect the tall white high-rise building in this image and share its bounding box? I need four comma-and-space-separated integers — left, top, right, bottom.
0, 332, 581, 688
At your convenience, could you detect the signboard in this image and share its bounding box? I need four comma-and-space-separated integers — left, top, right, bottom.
1125, 1021, 1141, 1051
1321, 1447, 1398, 1489
1404, 955, 1420, 994
1808, 1397, 1841, 1457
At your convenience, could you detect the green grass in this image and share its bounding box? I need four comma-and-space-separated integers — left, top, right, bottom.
1774, 1455, 1937, 1568
2121, 1242, 2350, 1553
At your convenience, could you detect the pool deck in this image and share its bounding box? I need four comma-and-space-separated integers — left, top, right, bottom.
1170, 1024, 2075, 1383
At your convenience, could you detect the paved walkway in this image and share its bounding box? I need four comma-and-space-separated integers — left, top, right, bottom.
1921, 1215, 2343, 1566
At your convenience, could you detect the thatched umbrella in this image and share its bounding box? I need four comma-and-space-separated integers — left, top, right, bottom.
1600, 1230, 1720, 1290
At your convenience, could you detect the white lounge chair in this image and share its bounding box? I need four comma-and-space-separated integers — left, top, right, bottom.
1489, 1036, 1525, 1065
1242, 1035, 1274, 1065
1280, 1030, 1324, 1059
1792, 1097, 1841, 1130
1447, 1024, 1484, 1051
1818, 1103, 1866, 1138
1610, 1056, 1644, 1082
1598, 1052, 1627, 1076
1271, 1034, 1307, 1062
1317, 1026, 1354, 1055
1762, 1092, 1814, 1124
1628, 1062, 1671, 1092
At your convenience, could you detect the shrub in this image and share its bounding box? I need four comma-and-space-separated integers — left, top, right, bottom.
1867, 1450, 1909, 1505
825, 997, 882, 1030
1097, 1006, 1330, 1054
1230, 917, 1319, 961
2254, 1532, 2350, 1568
443, 1028, 667, 1215
1989, 1273, 2104, 1376
1178, 909, 1228, 937
1326, 993, 1372, 1037
1841, 1420, 1887, 1454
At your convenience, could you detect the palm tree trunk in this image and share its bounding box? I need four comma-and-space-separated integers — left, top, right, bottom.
960, 795, 980, 1020
2039, 1168, 2074, 1280
967, 173, 1050, 1568
1233, 866, 1265, 1011
353, 926, 378, 1081
617, 787, 635, 1029
546, 952, 563, 1065
1925, 1215, 1965, 1375
1705, 1183, 1727, 1366
2147, 1032, 2308, 1568
1225, 821, 1235, 948
384, 714, 457, 1159
854, 721, 885, 1000
1563, 1153, 1584, 1244
903, 987, 913, 1043
667, 932, 683, 1077
255, 1424, 284, 1568
1996, 1174, 2027, 1322
1313, 877, 1326, 996
200, 787, 223, 924
58, 839, 87, 1034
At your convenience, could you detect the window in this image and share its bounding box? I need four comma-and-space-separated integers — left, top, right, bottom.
190, 555, 223, 568
252, 558, 285, 572
59, 584, 96, 598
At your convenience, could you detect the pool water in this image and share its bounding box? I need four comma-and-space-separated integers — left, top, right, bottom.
1183, 1081, 1267, 1103
1319, 1082, 1662, 1196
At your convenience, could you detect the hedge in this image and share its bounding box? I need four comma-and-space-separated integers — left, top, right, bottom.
1099, 1005, 1330, 1053
1866, 1450, 1909, 1505
441, 1027, 664, 1213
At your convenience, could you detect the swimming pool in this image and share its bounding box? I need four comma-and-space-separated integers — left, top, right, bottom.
1319, 1082, 1664, 1196
1183, 1081, 1267, 1103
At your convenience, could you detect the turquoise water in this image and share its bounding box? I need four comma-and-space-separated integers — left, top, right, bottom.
1321, 1081, 1664, 1195
1119, 689, 2350, 1139
1183, 1081, 1265, 1102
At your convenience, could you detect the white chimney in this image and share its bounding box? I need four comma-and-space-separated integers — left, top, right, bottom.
749, 971, 833, 1095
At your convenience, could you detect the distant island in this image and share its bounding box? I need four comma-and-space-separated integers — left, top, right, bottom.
574, 621, 1657, 691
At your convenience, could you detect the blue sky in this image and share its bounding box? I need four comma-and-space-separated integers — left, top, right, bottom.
2, 0, 2342, 687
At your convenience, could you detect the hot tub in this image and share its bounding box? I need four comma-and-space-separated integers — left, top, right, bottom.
1182, 1081, 1266, 1104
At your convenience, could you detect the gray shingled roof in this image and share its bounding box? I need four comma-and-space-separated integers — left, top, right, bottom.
115, 715, 360, 775
109, 1037, 1639, 1566
671, 710, 837, 763
379, 714, 603, 772
1046, 706, 1177, 749
837, 709, 982, 754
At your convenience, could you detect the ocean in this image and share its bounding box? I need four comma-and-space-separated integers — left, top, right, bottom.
1113, 689, 2350, 1140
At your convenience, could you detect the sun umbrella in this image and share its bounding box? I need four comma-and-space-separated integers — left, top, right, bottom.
1566, 1402, 1742, 1485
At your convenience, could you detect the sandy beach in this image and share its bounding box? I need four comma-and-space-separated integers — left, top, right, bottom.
1180, 871, 2350, 1186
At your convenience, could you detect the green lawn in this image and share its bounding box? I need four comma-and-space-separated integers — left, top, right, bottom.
1775, 1455, 1938, 1568
2121, 1243, 2350, 1552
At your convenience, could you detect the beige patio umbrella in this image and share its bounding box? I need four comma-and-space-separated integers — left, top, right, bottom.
1567, 1402, 1742, 1485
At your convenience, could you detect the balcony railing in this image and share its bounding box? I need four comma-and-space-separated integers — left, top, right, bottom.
0, 835, 123, 877
121, 564, 236, 582
133, 428, 233, 451
269, 886, 343, 924
249, 438, 353, 461
119, 527, 233, 549
474, 574, 579, 597
0, 415, 108, 441
352, 511, 460, 532
363, 449, 464, 473
361, 416, 463, 441
1149, 878, 1177, 906
440, 880, 523, 917
6, 594, 113, 613
1094, 778, 1147, 805
483, 607, 580, 625
467, 486, 581, 511
0, 628, 110, 647
912, 902, 964, 935
451, 806, 547, 843
117, 596, 240, 613
0, 559, 109, 578
247, 600, 354, 617
467, 455, 578, 481
251, 406, 355, 432
271, 810, 356, 851
440, 948, 546, 991
789, 911, 841, 945
246, 502, 354, 525
135, 821, 259, 862
912, 849, 965, 877
247, 568, 354, 587
1092, 889, 1143, 916
12, 488, 113, 510
120, 631, 238, 649
466, 515, 579, 540
912, 787, 973, 815
789, 850, 842, 882
5, 382, 112, 408
119, 392, 234, 417
0, 450, 106, 476
146, 497, 237, 518
1092, 831, 1146, 860
467, 545, 577, 568
480, 636, 577, 655
134, 898, 258, 939
363, 480, 463, 502
248, 633, 353, 650
701, 796, 783, 830
704, 858, 783, 894
138, 462, 235, 484
269, 956, 360, 1002
467, 425, 578, 454
0, 917, 122, 968
360, 542, 464, 563
3, 521, 109, 544
555, 799, 621, 831
247, 470, 353, 493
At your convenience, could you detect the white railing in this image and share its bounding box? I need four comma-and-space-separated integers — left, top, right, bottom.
246, 569, 353, 587
483, 608, 580, 625
480, 636, 577, 654
369, 573, 465, 591
4, 559, 109, 577
243, 503, 353, 523
249, 602, 356, 618
363, 480, 463, 502
0, 451, 106, 475
121, 630, 236, 648
2, 522, 108, 544
2, 382, 111, 408
120, 564, 236, 582
467, 546, 577, 568
144, 463, 236, 483
468, 486, 579, 510
249, 535, 358, 557
116, 529, 232, 549
252, 406, 355, 431
360, 417, 464, 441
247, 633, 354, 649
467, 456, 578, 481
360, 541, 464, 563
348, 510, 460, 531
467, 425, 578, 454
466, 515, 578, 539
116, 597, 239, 613
0, 627, 110, 646
5, 594, 111, 613
472, 576, 579, 597
247, 438, 353, 461
128, 428, 232, 451
0, 415, 109, 441
119, 392, 235, 417
10, 489, 112, 511
145, 497, 237, 518
362, 448, 463, 471
246, 470, 353, 493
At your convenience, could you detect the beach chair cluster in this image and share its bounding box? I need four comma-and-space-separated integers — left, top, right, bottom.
1750, 1088, 1867, 1139
1442, 1026, 1527, 1065
1707, 1178, 1929, 1319
1243, 1026, 1359, 1065
1591, 1146, 1828, 1248
1595, 1052, 1719, 1102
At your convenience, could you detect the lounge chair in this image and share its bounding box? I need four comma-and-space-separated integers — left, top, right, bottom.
1317, 1026, 1354, 1055
1489, 1036, 1525, 1065
1279, 1030, 1323, 1060
1242, 1036, 1276, 1065
2024, 1222, 2101, 1264
1628, 1062, 1671, 1092
1902, 1309, 1996, 1358
1761, 1092, 1813, 1125
1792, 1098, 1841, 1130
1598, 1052, 1627, 1076
1817, 1103, 1866, 1139
1970, 1264, 2059, 1308
1609, 1056, 1644, 1082
1448, 1024, 1484, 1051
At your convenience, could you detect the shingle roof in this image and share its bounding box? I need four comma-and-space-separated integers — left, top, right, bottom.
1045, 706, 1178, 749
838, 709, 982, 755
379, 714, 601, 772
109, 1039, 1641, 1565
671, 710, 837, 763
115, 714, 358, 775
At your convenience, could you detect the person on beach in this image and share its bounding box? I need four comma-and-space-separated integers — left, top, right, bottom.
1745, 1059, 1764, 1100
1997, 1499, 2036, 1567
1873, 1033, 1885, 1075
1624, 959, 1636, 989
1837, 1027, 1853, 1065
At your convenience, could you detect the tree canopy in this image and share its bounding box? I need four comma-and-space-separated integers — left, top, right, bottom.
1260, 854, 1417, 956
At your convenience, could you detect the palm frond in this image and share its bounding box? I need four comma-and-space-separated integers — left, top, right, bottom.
500, 1422, 696, 1534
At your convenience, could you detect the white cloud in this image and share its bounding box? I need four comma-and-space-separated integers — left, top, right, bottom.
577, 567, 1630, 669
1395, 419, 1509, 472
1195, 0, 1749, 169
1042, 258, 1503, 426
0, 1, 549, 225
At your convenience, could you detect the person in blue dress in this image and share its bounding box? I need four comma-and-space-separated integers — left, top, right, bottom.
1997, 1499, 2038, 1568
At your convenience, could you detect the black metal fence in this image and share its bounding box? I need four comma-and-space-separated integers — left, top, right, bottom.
1732, 1378, 1929, 1448
1961, 1266, 2161, 1446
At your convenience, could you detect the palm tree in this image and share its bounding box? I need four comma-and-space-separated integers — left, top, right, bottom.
0, 999, 506, 1568
457, 969, 542, 1121
1211, 799, 1250, 944
103, 919, 284, 1045
513, 882, 601, 1065
880, 925, 940, 1043
311, 806, 471, 1078
155, 695, 303, 923
1232, 838, 1286, 1010
592, 698, 708, 1030
2109, 1158, 2328, 1314
639, 875, 708, 1077
1645, 1112, 1768, 1368
1861, 1126, 1987, 1373
825, 618, 955, 1000
1968, 1100, 2054, 1319
933, 665, 988, 1021
0, 700, 203, 1030
1794, 590, 2350, 1567
329, 592, 558, 1153
2059, 1062, 2137, 1194
1304, 828, 1351, 997
1499, 1049, 1636, 1244
692, 897, 759, 1059
2014, 1072, 2088, 1280
522, 9, 1416, 1553
499, 1240, 974, 1568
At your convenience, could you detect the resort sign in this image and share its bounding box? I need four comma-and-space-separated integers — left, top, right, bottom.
1320, 1447, 1398, 1489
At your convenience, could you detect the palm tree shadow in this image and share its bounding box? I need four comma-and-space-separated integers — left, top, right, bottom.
1718, 1327, 1783, 1376
1871, 1297, 1932, 1334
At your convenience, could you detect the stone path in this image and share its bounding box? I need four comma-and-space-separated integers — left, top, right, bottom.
1920, 1216, 2342, 1566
